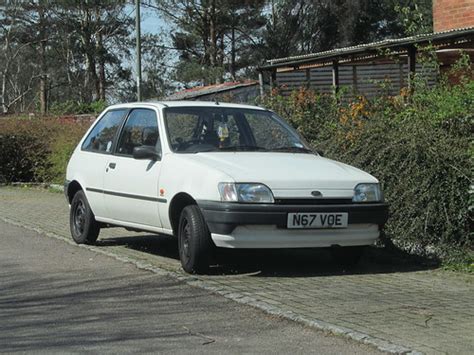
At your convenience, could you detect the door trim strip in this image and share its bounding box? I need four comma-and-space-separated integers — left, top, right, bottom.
86, 187, 167, 203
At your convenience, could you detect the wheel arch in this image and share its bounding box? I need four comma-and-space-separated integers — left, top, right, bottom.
67, 180, 84, 204
168, 192, 197, 236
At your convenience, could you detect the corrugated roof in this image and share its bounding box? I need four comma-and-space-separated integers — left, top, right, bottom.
166, 80, 258, 100
261, 26, 474, 70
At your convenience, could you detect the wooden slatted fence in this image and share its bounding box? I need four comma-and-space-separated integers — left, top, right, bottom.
276, 63, 437, 98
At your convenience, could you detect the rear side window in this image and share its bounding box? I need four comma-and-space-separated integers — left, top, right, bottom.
82, 110, 126, 153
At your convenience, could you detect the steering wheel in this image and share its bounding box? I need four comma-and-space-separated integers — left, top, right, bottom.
175, 137, 202, 151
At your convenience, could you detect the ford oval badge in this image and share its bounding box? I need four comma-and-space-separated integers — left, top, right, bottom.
311, 190, 322, 197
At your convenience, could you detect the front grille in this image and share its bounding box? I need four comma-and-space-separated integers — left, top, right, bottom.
274, 198, 353, 205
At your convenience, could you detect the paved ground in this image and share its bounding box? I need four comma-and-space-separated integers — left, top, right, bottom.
1, 221, 381, 354
1, 187, 473, 354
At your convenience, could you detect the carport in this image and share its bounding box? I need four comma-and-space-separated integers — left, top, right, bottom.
258, 26, 474, 97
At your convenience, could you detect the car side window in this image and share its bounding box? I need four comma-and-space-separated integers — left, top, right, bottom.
82, 110, 126, 153
116, 109, 160, 156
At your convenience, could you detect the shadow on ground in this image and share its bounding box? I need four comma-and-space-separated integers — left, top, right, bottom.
0, 265, 268, 353
96, 231, 439, 277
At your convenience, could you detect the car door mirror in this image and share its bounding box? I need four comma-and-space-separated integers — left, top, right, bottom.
132, 146, 161, 161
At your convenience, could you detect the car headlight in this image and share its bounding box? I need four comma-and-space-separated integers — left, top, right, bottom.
218, 183, 274, 203
353, 183, 383, 202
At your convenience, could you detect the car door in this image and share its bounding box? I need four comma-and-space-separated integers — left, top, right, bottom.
102, 108, 163, 228
78, 109, 128, 219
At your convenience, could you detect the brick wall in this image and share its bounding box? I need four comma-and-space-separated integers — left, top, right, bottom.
433, 0, 474, 32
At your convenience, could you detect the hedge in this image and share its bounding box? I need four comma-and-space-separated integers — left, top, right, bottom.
0, 117, 91, 184
259, 78, 473, 260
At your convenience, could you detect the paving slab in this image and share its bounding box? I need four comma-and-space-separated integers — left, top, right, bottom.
1, 187, 473, 354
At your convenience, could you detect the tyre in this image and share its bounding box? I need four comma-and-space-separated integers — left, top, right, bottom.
70, 190, 100, 245
178, 205, 214, 274
331, 246, 366, 267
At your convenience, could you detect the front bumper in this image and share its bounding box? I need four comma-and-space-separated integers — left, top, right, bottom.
197, 200, 389, 249
197, 200, 389, 235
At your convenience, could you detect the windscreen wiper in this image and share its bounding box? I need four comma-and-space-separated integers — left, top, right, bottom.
216, 145, 268, 151
270, 146, 313, 153
196, 145, 268, 153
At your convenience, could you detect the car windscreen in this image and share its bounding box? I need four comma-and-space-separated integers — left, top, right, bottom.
163, 107, 312, 154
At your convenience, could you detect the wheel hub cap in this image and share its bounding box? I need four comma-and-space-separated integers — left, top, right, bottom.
74, 201, 86, 234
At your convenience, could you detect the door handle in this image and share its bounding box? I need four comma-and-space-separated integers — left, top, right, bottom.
108, 162, 116, 169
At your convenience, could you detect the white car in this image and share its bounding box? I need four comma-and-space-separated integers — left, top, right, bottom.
65, 101, 388, 273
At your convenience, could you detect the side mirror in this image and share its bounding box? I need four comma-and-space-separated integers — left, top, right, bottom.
133, 146, 160, 161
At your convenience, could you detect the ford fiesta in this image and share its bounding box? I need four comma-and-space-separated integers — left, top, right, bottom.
65, 101, 389, 273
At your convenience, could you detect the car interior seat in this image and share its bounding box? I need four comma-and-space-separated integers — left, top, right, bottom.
202, 130, 219, 147
142, 127, 159, 147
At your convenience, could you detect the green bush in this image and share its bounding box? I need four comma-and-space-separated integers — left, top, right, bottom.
0, 117, 91, 184
0, 134, 48, 183
49, 100, 106, 115
260, 79, 473, 260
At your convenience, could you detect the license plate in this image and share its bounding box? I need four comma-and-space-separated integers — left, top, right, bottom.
287, 212, 348, 229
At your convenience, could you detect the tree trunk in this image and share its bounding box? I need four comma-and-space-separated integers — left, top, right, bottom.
209, 0, 217, 83
217, 33, 224, 83
39, 41, 47, 115
1, 31, 10, 114
1, 70, 7, 114
36, 1, 49, 114
87, 50, 99, 101
38, 3, 47, 114
97, 49, 106, 101
230, 26, 236, 80
80, 7, 99, 102
66, 36, 72, 85
96, 18, 106, 101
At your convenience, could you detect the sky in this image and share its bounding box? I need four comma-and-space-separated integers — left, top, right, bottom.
123, 3, 177, 88
141, 6, 166, 35
124, 4, 170, 36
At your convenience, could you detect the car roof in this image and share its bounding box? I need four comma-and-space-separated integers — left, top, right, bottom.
106, 100, 267, 111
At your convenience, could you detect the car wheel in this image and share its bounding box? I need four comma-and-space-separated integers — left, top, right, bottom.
70, 190, 100, 245
178, 205, 214, 274
331, 246, 366, 267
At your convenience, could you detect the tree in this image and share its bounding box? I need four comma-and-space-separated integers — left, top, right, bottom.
53, 1, 132, 103
393, 0, 433, 36
150, 0, 266, 87
259, 0, 433, 62
114, 34, 172, 102
0, 0, 138, 114
0, 1, 52, 113
0, 0, 434, 114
